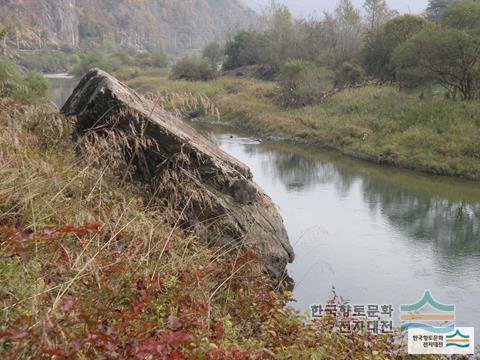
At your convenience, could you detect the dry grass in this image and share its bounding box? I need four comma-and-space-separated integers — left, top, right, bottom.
144, 91, 220, 121
0, 96, 425, 358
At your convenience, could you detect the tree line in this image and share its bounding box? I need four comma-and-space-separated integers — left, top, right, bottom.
173, 0, 480, 105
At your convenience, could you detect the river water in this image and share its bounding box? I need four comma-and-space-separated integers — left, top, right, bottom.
46, 74, 76, 110
49, 77, 480, 335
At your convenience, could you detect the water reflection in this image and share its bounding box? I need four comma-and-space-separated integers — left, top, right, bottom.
46, 76, 76, 108
243, 145, 359, 196
243, 141, 480, 255
210, 130, 480, 333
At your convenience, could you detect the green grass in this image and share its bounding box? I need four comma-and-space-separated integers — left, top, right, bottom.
127, 75, 480, 180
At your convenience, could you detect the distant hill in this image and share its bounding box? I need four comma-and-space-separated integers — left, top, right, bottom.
0, 0, 258, 53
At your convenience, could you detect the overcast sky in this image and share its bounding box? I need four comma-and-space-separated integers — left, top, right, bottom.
243, 0, 429, 17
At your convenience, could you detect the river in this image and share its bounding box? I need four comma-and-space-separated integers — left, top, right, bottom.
49, 76, 480, 336
45, 74, 76, 110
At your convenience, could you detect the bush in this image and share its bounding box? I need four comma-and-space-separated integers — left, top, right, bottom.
24, 71, 49, 100
18, 52, 79, 73
202, 42, 224, 65
277, 59, 334, 107
70, 52, 121, 78
134, 52, 169, 68
170, 56, 218, 81
223, 31, 267, 71
115, 66, 142, 81
334, 62, 365, 88
0, 57, 49, 103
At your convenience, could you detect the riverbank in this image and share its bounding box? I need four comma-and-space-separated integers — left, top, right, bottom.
0, 92, 413, 357
128, 75, 480, 181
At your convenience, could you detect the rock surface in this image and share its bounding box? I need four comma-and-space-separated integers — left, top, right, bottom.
0, 0, 257, 52
61, 69, 294, 280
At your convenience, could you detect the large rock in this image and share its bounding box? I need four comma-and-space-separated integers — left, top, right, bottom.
61, 69, 294, 280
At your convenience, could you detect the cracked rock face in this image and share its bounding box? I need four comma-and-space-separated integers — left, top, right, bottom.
61, 69, 294, 280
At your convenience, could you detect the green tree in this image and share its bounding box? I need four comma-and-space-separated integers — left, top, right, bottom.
223, 31, 266, 70
393, 26, 480, 100
0, 56, 23, 84
394, 1, 480, 100
262, 3, 295, 73
363, 0, 395, 31
361, 15, 427, 81
334, 0, 362, 65
426, 0, 454, 22
202, 42, 224, 65
441, 0, 480, 33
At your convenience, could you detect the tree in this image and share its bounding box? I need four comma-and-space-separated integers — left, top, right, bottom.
262, 2, 296, 73
361, 15, 427, 81
441, 0, 480, 32
426, 0, 454, 23
393, 26, 480, 100
202, 42, 224, 65
393, 1, 480, 100
223, 31, 266, 70
363, 0, 395, 31
334, 0, 362, 65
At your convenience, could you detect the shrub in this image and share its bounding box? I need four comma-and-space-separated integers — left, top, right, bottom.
223, 31, 267, 71
17, 52, 79, 73
334, 62, 365, 88
0, 57, 49, 103
24, 71, 49, 100
115, 66, 142, 81
277, 59, 334, 107
202, 42, 224, 65
135, 51, 169, 68
70, 52, 121, 78
170, 56, 218, 81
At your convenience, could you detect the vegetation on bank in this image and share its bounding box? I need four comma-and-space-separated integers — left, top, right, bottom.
70, 51, 169, 80
16, 51, 80, 74
128, 75, 480, 180
0, 57, 49, 103
123, 0, 480, 181
0, 60, 413, 359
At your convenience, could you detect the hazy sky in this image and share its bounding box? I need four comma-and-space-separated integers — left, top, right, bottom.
243, 0, 429, 17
